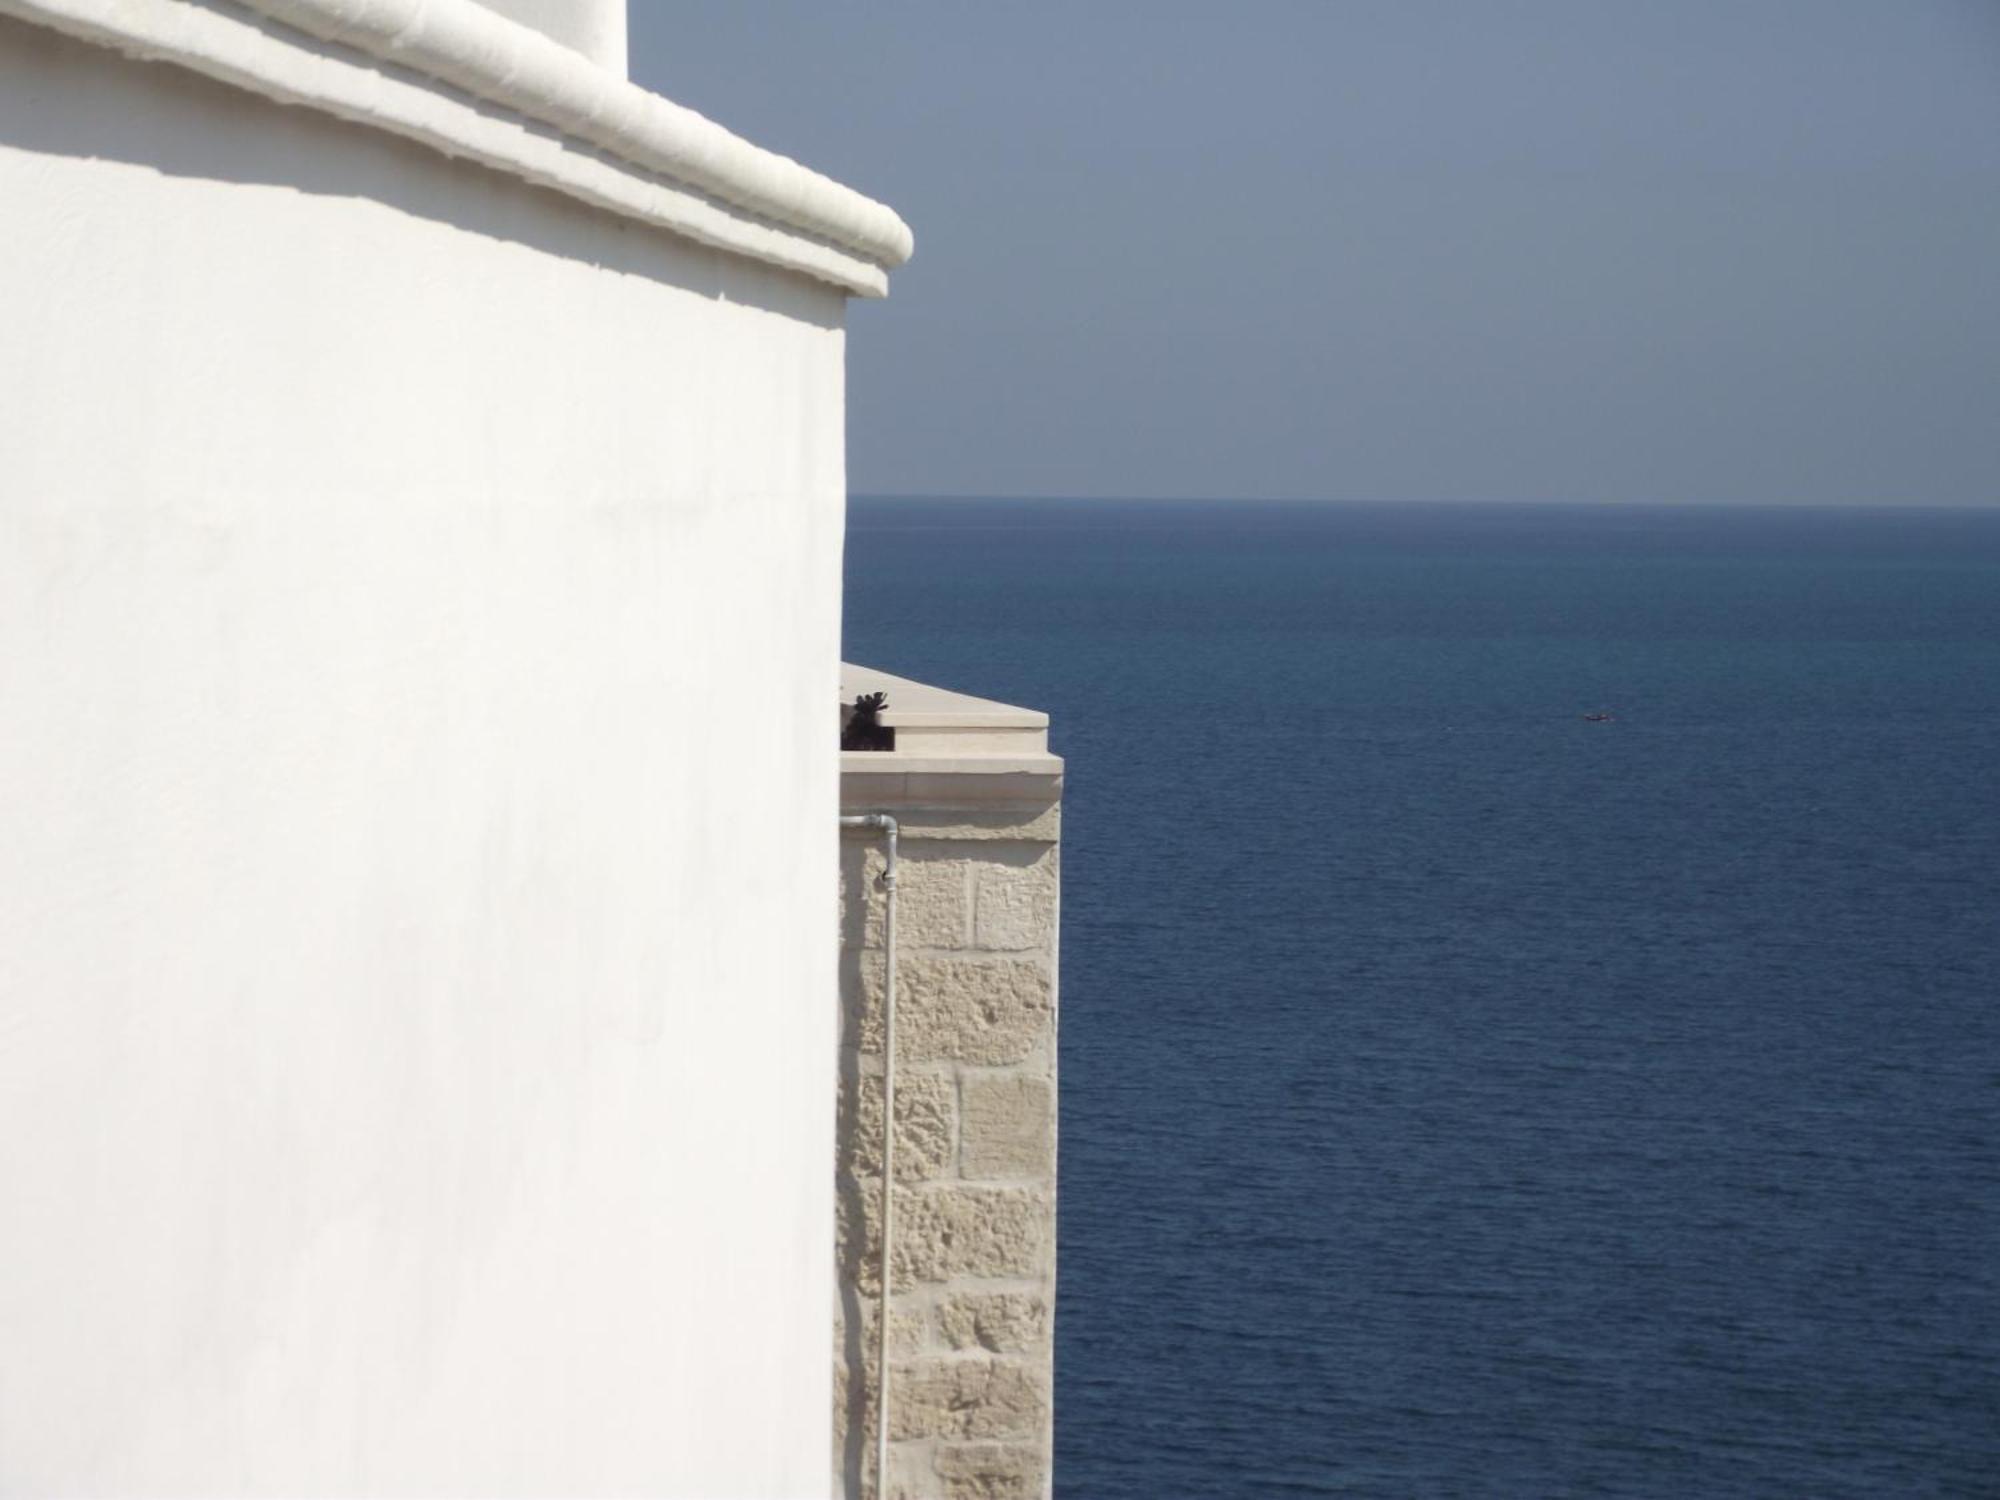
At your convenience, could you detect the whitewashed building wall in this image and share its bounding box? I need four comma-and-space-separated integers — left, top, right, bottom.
0, 3, 907, 1494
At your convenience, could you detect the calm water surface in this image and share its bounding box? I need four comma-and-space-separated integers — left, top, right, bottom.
843, 499, 2000, 1499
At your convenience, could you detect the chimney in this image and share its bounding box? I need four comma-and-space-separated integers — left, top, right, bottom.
476, 0, 626, 76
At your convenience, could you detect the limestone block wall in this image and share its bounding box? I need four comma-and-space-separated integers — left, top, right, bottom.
835, 669, 1064, 1500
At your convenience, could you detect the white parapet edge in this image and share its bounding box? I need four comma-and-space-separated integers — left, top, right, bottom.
840, 664, 1064, 782
0, 0, 912, 297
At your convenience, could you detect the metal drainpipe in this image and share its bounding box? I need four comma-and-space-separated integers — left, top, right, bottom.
839, 811, 898, 1498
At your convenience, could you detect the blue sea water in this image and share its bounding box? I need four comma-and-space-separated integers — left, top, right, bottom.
841, 498, 2000, 1499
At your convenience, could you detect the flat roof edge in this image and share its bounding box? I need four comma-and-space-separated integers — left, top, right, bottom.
840, 662, 1060, 771
2, 0, 912, 297
841, 664, 1052, 730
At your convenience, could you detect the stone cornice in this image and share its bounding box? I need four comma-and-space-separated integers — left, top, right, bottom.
0, 0, 912, 296
839, 665, 1063, 811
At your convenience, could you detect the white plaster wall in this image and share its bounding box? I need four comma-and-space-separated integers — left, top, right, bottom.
0, 18, 842, 1497
475, 0, 626, 74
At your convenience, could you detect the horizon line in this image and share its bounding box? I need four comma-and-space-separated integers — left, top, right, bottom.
848, 492, 2000, 512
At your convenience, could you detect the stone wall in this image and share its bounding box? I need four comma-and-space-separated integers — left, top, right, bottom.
836, 729, 1062, 1500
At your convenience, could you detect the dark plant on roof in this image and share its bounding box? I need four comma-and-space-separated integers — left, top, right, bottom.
841, 691, 894, 752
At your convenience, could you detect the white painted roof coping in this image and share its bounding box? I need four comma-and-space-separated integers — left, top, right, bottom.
841, 663, 1062, 777
1, 0, 912, 296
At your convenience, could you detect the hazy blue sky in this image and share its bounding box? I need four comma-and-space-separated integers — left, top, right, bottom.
633, 3, 2000, 505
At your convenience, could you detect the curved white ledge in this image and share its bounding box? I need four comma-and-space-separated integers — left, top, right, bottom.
0, 0, 912, 296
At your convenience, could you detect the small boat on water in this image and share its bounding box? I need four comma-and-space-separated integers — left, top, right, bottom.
1581, 711, 1615, 723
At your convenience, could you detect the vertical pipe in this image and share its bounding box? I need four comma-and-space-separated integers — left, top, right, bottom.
840, 812, 899, 1498
875, 816, 897, 1498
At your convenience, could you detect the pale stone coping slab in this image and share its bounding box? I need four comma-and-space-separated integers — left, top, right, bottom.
842, 665, 1049, 735
841, 663, 1063, 773
842, 757, 1060, 779
838, 772, 1063, 830
0, 0, 912, 296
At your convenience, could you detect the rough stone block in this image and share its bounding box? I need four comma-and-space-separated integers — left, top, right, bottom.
972, 846, 1058, 952
837, 838, 873, 948
937, 1293, 1050, 1355
847, 845, 972, 950
839, 1185, 1053, 1294
883, 1447, 939, 1500
834, 1178, 877, 1294
834, 1301, 928, 1373
840, 1069, 956, 1184
829, 1395, 931, 1500
849, 955, 1052, 1066
932, 1441, 1048, 1500
959, 1075, 1053, 1181
830, 1361, 862, 1450
830, 1303, 928, 1454
898, 1185, 1052, 1288
890, 1357, 1046, 1442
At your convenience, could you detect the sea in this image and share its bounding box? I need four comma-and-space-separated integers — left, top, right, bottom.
841, 497, 2000, 1500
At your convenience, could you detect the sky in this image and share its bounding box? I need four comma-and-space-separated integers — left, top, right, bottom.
632, 2, 2000, 506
